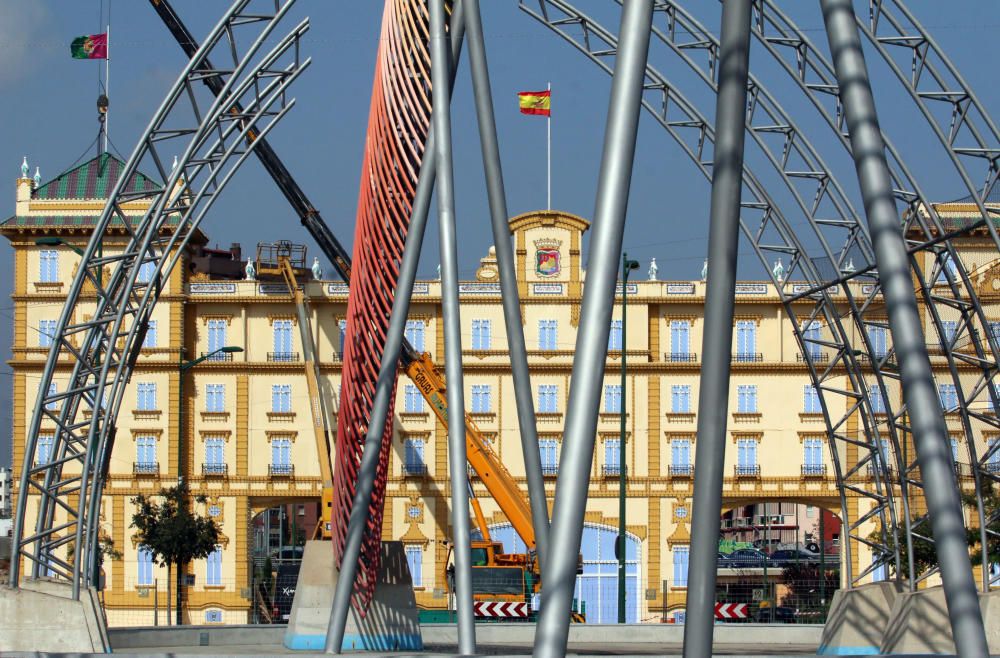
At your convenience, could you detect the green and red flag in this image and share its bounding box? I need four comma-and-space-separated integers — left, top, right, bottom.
70, 33, 108, 60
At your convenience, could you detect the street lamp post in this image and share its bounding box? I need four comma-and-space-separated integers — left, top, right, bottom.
618, 254, 639, 624
176, 345, 242, 624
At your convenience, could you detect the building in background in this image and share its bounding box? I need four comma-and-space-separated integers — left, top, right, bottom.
5, 155, 996, 625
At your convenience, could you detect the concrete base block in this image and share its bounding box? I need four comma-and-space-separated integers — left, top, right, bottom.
0, 579, 109, 653
880, 585, 1000, 655
283, 540, 422, 652
817, 581, 901, 655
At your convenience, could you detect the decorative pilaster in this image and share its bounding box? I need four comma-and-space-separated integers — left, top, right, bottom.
236, 375, 249, 477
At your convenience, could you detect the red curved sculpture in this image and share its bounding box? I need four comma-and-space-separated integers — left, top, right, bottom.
333, 0, 432, 614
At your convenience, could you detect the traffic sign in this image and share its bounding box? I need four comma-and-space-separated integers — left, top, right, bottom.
473, 601, 530, 618
714, 602, 749, 619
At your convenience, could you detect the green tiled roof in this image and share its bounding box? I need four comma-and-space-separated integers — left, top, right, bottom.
1, 214, 180, 228
32, 153, 161, 200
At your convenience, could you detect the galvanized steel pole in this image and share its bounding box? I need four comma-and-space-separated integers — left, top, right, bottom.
323, 4, 466, 651
682, 2, 752, 656
532, 1, 653, 655
430, 0, 476, 652
463, 0, 550, 573
820, 1, 988, 654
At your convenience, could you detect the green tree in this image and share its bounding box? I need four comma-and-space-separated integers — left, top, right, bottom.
131, 482, 220, 625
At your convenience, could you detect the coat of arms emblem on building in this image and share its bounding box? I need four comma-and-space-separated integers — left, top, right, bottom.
534, 238, 562, 277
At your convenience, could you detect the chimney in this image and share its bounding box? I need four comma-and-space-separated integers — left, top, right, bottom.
230, 243, 241, 261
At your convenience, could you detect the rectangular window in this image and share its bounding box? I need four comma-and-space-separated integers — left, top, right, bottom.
404, 385, 425, 413
737, 438, 758, 467
136, 382, 157, 411
604, 385, 622, 413
136, 435, 157, 468
271, 438, 291, 469
338, 320, 348, 358
272, 320, 293, 360
604, 438, 620, 473
939, 384, 959, 412
538, 385, 558, 413
45, 382, 58, 411
37, 435, 54, 465
539, 439, 558, 474
205, 384, 225, 413
271, 385, 291, 413
989, 321, 1000, 344
950, 437, 959, 463
670, 320, 690, 360
672, 438, 691, 467
38, 320, 57, 347
205, 438, 225, 466
804, 385, 822, 413
941, 321, 958, 345
867, 326, 888, 359
802, 321, 822, 358
404, 438, 425, 474
207, 319, 227, 357
671, 385, 691, 413
137, 260, 156, 284
39, 250, 59, 282
137, 546, 154, 586
405, 320, 425, 352
673, 546, 690, 588
937, 252, 958, 284
471, 385, 492, 413
472, 319, 492, 350
608, 319, 623, 351
804, 438, 824, 473
538, 320, 558, 351
987, 438, 999, 473
405, 545, 423, 587
143, 320, 157, 348
869, 384, 886, 414
736, 320, 756, 360
737, 385, 758, 413
206, 547, 222, 586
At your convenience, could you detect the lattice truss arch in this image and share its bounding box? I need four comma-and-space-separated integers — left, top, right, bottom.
10, 0, 310, 597
521, 0, 1000, 589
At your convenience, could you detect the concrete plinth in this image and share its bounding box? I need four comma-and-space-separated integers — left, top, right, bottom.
879, 585, 1000, 655
283, 540, 422, 651
0, 578, 109, 653
817, 581, 901, 655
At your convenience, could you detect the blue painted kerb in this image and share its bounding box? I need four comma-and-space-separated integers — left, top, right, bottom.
284, 633, 423, 651
816, 644, 881, 655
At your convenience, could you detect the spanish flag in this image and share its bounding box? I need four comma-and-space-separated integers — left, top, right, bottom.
518, 90, 551, 117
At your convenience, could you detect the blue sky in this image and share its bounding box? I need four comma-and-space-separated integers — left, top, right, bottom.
1, 1, 998, 466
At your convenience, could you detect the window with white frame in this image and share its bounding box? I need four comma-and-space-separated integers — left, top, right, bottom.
205, 384, 225, 412
539, 438, 558, 474
989, 321, 1000, 345
804, 385, 822, 413
136, 382, 157, 411
205, 610, 223, 623
405, 320, 425, 352
737, 385, 758, 413
205, 437, 225, 472
206, 546, 222, 586
671, 385, 691, 413
802, 321, 822, 359
736, 438, 758, 474
670, 320, 690, 360
271, 437, 292, 474
271, 384, 291, 413
950, 436, 960, 464
338, 319, 348, 358
538, 385, 558, 413
939, 384, 959, 412
403, 385, 425, 413
604, 438, 620, 474
471, 385, 491, 413
207, 319, 227, 358
404, 438, 425, 475
39, 250, 59, 282
604, 385, 622, 413
735, 320, 756, 360
405, 544, 423, 586
136, 435, 157, 470
803, 438, 824, 474
673, 545, 690, 587
272, 320, 294, 360
987, 438, 999, 473
608, 319, 623, 351
472, 319, 492, 350
867, 325, 888, 359
143, 320, 157, 348
940, 320, 958, 345
137, 546, 154, 586
869, 383, 886, 414
137, 260, 156, 284
38, 320, 57, 347
936, 252, 959, 285
671, 438, 691, 473
37, 435, 54, 465
45, 382, 58, 410
538, 320, 558, 350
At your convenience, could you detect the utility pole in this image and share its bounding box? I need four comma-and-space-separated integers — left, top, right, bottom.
618, 254, 638, 624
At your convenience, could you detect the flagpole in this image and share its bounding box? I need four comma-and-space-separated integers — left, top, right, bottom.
104, 23, 110, 154
547, 81, 551, 210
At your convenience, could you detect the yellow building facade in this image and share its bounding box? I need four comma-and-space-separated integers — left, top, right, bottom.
5, 155, 997, 625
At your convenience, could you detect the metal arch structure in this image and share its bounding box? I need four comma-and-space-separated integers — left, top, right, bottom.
9, 0, 310, 597
522, 0, 1000, 591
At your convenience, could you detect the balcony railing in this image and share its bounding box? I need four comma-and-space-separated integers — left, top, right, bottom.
801, 463, 827, 477
202, 351, 234, 362
202, 463, 228, 477
403, 463, 427, 477
796, 352, 829, 363
734, 464, 761, 477
541, 465, 559, 477
134, 461, 159, 475
602, 464, 624, 477
866, 462, 895, 477
665, 352, 698, 363
733, 352, 763, 363
669, 464, 694, 477
269, 463, 294, 477
267, 352, 300, 363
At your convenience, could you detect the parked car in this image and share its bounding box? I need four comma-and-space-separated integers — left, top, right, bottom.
716, 552, 732, 568
727, 548, 767, 568
768, 548, 821, 566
